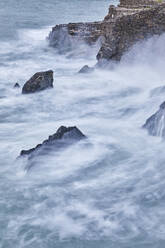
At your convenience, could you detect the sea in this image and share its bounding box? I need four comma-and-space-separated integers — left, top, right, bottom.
1, 0, 165, 247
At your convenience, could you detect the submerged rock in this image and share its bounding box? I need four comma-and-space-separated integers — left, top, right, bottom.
20, 126, 86, 158
22, 70, 53, 94
13, 83, 20, 88
78, 65, 94, 74
143, 102, 165, 138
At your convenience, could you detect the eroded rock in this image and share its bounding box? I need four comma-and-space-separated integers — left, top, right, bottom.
48, 22, 104, 54
143, 102, 165, 138
97, 2, 165, 61
22, 70, 53, 94
20, 126, 86, 158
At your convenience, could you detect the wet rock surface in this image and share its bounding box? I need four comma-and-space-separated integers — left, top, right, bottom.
22, 70, 53, 94
143, 101, 165, 138
20, 126, 86, 158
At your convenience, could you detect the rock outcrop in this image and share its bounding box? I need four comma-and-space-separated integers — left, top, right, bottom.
143, 102, 165, 138
48, 22, 104, 54
22, 70, 53, 94
97, 2, 165, 61
20, 126, 86, 158
48, 0, 165, 62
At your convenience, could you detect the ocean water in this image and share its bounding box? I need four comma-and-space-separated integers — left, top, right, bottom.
1, 0, 165, 247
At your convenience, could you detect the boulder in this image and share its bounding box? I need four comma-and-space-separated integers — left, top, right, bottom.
78, 65, 94, 74
143, 101, 165, 138
22, 70, 53, 94
20, 126, 86, 158
13, 83, 20, 88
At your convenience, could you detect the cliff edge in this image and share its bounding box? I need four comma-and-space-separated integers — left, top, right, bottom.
48, 0, 165, 62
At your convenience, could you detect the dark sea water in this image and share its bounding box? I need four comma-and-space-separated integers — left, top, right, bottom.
1, 0, 165, 247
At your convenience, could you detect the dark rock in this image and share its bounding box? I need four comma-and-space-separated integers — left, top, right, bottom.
14, 83, 20, 88
22, 70, 53, 94
20, 126, 86, 158
143, 101, 165, 138
78, 65, 94, 74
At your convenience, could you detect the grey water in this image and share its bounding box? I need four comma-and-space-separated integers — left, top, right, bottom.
1, 0, 165, 247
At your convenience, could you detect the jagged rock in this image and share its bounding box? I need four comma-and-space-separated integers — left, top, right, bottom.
20, 126, 86, 158
14, 83, 20, 88
143, 102, 165, 137
22, 70, 53, 94
48, 1, 165, 62
78, 65, 94, 74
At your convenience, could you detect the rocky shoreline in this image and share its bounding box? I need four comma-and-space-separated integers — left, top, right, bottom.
48, 0, 165, 62
17, 0, 165, 164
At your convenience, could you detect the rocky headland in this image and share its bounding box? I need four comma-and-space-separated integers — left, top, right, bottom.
47, 0, 165, 141
48, 0, 165, 62
18, 0, 165, 160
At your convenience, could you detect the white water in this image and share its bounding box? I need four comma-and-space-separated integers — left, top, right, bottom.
1, 1, 165, 247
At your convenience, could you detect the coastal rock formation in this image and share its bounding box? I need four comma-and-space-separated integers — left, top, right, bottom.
97, 2, 165, 61
20, 126, 86, 158
143, 102, 165, 138
48, 0, 165, 62
48, 22, 104, 53
22, 70, 53, 94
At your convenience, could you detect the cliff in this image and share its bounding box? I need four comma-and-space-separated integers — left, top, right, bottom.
48, 0, 165, 62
